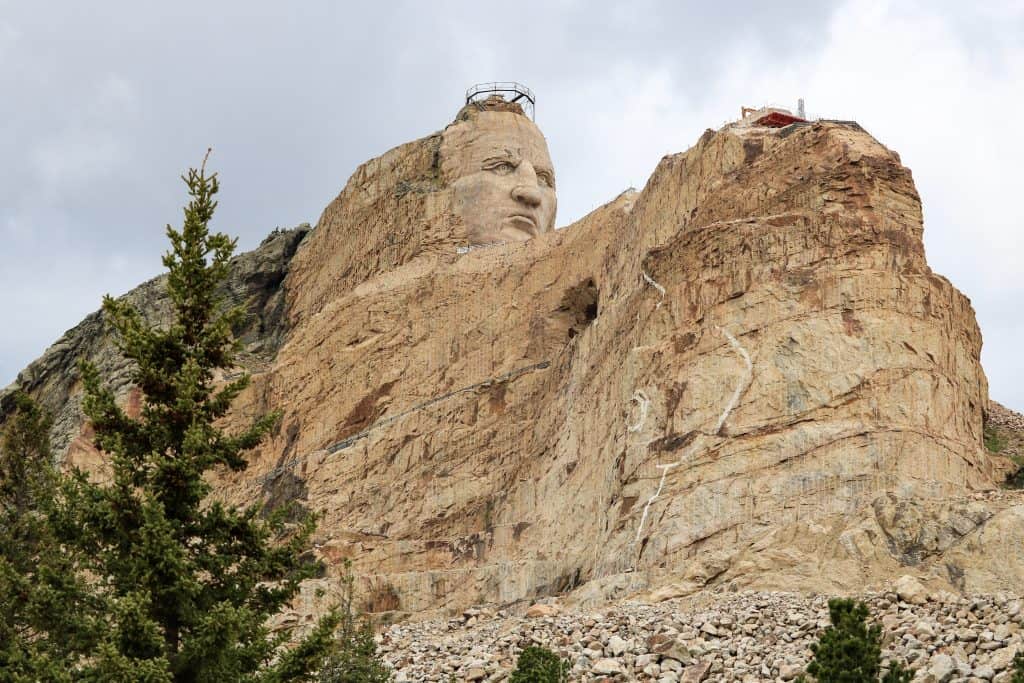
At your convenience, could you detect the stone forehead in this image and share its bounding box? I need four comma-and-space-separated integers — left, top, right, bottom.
440, 111, 553, 182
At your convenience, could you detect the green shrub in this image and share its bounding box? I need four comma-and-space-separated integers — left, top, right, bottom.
881, 662, 913, 683
985, 424, 1008, 453
509, 645, 569, 683
1010, 650, 1024, 682
799, 598, 911, 682
318, 562, 391, 683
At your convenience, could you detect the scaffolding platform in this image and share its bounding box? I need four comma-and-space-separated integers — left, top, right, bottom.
465, 82, 536, 120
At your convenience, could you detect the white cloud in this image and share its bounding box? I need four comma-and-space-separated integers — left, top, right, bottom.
1, 0, 1020, 411
0, 22, 19, 59
29, 73, 138, 194
31, 132, 124, 192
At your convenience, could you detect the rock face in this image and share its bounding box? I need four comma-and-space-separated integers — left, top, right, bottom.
7, 104, 1008, 619
0, 226, 310, 461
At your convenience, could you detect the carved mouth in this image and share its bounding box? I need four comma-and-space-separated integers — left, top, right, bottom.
506, 214, 539, 235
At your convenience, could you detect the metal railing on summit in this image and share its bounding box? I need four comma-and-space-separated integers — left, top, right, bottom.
464, 82, 536, 120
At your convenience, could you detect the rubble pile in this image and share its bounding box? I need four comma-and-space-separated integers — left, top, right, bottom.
381, 586, 1024, 682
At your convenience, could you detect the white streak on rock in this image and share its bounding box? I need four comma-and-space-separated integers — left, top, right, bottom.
628, 390, 651, 433
715, 328, 753, 434
635, 461, 680, 541
633, 327, 755, 544
641, 271, 666, 309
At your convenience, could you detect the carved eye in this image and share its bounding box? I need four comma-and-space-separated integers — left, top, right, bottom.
537, 171, 555, 188
486, 160, 516, 174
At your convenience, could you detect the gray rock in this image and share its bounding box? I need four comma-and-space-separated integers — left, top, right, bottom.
894, 575, 929, 605
661, 657, 683, 672
663, 640, 692, 664
607, 634, 629, 656
779, 662, 804, 680
989, 645, 1018, 671
930, 653, 956, 682
974, 664, 996, 680
592, 658, 624, 675
680, 660, 712, 682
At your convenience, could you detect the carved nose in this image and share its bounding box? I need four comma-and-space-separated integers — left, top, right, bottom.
511, 184, 542, 207
511, 161, 543, 207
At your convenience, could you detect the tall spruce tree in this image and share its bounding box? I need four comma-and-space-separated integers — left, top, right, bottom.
0, 393, 101, 681
57, 153, 338, 681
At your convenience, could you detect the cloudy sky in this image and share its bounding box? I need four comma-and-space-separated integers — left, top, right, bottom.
2, 1, 1021, 409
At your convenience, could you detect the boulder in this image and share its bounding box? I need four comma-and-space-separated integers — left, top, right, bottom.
525, 603, 560, 618
928, 653, 956, 683
894, 575, 929, 605
592, 658, 624, 675
680, 660, 711, 682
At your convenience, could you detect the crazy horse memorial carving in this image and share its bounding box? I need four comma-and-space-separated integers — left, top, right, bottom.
9, 83, 1017, 624
446, 93, 557, 245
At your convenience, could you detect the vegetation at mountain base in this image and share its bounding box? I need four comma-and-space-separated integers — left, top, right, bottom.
317, 562, 392, 683
509, 645, 570, 683
798, 598, 912, 682
985, 424, 1008, 454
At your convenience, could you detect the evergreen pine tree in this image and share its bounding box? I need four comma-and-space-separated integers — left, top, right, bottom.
56, 153, 338, 681
509, 645, 569, 683
317, 563, 391, 683
799, 598, 911, 682
0, 393, 100, 681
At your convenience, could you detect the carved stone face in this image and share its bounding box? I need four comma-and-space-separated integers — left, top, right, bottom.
442, 111, 557, 245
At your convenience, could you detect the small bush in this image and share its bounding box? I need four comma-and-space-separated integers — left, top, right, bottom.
985, 424, 1008, 453
510, 646, 569, 683
318, 562, 392, 683
881, 662, 913, 683
799, 598, 911, 682
1010, 650, 1024, 682
318, 620, 391, 683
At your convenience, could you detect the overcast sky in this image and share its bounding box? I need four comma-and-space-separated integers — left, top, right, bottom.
2, 1, 1021, 409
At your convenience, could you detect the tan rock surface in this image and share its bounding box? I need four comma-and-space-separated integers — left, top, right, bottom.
8, 105, 1014, 621
217, 113, 999, 618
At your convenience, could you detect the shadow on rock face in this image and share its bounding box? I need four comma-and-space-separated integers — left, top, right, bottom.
260, 468, 309, 523
556, 278, 599, 340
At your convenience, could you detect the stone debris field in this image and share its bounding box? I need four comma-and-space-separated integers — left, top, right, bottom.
380, 584, 1024, 682
989, 403, 1024, 433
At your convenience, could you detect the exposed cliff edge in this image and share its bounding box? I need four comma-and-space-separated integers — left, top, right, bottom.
0, 225, 310, 457
7, 110, 1018, 623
